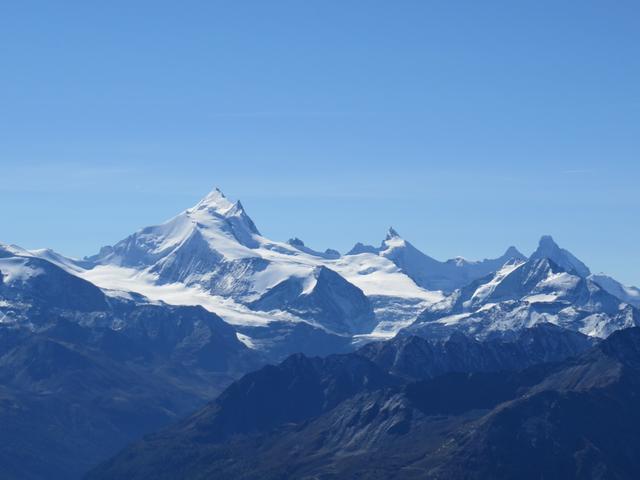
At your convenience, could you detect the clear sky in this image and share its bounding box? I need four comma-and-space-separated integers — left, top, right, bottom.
1, 1, 639, 285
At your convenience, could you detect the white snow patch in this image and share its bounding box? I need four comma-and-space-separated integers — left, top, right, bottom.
0, 258, 43, 284
437, 312, 473, 326
332, 253, 442, 301
102, 289, 137, 301
524, 293, 559, 303
469, 261, 524, 305
79, 265, 303, 327
236, 332, 257, 349
537, 272, 580, 293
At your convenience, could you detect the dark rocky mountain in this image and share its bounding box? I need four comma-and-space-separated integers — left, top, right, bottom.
419, 327, 640, 479
234, 320, 353, 360
0, 251, 262, 479
160, 352, 397, 445
86, 324, 613, 480
359, 323, 595, 381
0, 330, 197, 479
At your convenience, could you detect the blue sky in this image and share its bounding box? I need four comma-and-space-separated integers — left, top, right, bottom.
1, 1, 639, 285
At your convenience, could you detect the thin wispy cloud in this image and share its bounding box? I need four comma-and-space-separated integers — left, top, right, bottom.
562, 168, 597, 175
0, 163, 139, 193
205, 111, 375, 119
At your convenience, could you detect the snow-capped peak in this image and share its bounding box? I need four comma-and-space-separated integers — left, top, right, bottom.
186, 188, 261, 241
385, 227, 401, 241
382, 228, 407, 252
590, 273, 640, 308
530, 235, 590, 277
191, 187, 236, 215
228, 200, 247, 216
86, 187, 263, 269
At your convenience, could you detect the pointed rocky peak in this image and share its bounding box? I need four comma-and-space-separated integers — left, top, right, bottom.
537, 235, 560, 252
503, 246, 526, 261
193, 187, 235, 214
530, 235, 590, 277
532, 236, 574, 263
381, 227, 408, 252
189, 187, 261, 239
307, 265, 344, 289
313, 264, 330, 278
287, 237, 305, 248
287, 238, 340, 259
385, 227, 401, 241
346, 242, 380, 256
225, 200, 255, 223
305, 265, 368, 299
324, 248, 341, 259
347, 228, 411, 256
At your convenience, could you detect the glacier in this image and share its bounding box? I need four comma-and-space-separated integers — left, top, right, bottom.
7, 186, 640, 349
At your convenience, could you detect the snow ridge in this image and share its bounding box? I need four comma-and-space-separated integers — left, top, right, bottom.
12, 187, 639, 346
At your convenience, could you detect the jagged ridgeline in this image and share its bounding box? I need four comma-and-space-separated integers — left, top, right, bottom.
1, 188, 639, 479
87, 327, 640, 480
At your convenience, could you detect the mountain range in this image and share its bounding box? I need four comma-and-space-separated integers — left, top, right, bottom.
1, 187, 640, 478
17, 187, 639, 344
87, 325, 640, 480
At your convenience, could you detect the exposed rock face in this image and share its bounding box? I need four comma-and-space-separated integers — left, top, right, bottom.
86, 326, 636, 480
